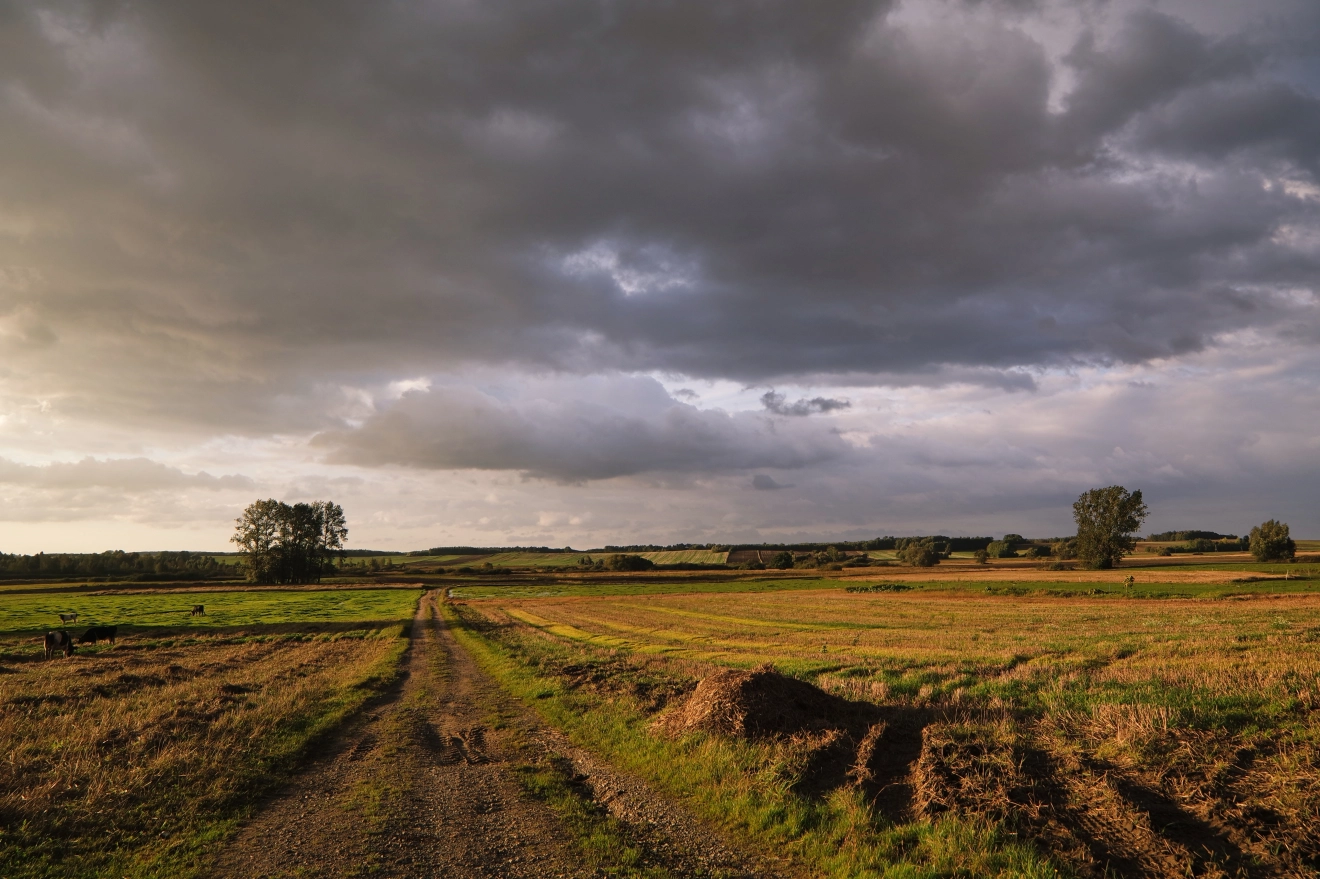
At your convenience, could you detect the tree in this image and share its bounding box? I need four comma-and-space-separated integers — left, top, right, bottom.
1249, 519, 1295, 562
232, 499, 348, 584
973, 548, 990, 565
898, 539, 940, 567
769, 550, 795, 569
1072, 486, 1148, 570
606, 554, 655, 572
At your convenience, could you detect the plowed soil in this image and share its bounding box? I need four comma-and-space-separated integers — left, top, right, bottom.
211, 591, 779, 878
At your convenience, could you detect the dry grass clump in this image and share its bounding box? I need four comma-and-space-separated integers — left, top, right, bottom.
0, 628, 404, 878
912, 716, 1036, 823
651, 663, 847, 740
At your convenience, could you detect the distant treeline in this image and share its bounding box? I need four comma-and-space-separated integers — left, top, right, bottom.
1147, 530, 1238, 541
414, 546, 576, 556
410, 538, 1014, 556
729, 536, 998, 553
0, 550, 239, 581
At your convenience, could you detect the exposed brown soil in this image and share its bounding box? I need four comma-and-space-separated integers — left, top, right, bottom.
211, 591, 780, 878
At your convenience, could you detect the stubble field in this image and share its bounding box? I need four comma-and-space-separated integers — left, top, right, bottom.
0, 587, 417, 879
453, 583, 1320, 877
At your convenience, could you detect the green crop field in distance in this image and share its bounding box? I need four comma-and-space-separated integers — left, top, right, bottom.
637, 550, 728, 565
0, 587, 420, 637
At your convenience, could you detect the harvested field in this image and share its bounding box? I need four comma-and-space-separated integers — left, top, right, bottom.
638, 550, 729, 566
0, 612, 410, 878
455, 586, 1320, 877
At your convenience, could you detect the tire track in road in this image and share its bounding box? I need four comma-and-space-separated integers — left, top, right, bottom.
212, 590, 780, 878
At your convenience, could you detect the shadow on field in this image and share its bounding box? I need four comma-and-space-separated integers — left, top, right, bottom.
567, 651, 1284, 878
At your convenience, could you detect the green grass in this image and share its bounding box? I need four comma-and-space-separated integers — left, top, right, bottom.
0, 587, 420, 637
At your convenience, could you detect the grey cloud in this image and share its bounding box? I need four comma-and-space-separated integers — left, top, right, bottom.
313, 376, 849, 482
0, 1, 1318, 435
760, 390, 851, 416
0, 456, 253, 492
751, 474, 792, 491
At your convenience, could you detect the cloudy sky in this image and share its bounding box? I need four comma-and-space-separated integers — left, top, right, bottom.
2, 0, 1318, 552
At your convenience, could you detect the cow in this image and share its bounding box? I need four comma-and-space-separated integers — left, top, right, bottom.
191, 604, 205, 617
44, 630, 76, 659
79, 625, 117, 646
59, 612, 78, 624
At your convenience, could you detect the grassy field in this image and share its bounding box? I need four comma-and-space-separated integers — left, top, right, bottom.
0, 586, 419, 878
452, 583, 1320, 877
638, 550, 729, 565
0, 587, 420, 639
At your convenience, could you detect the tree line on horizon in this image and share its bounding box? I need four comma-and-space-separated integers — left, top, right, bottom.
2, 491, 1299, 580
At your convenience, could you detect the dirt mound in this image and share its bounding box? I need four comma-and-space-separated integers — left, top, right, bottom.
652, 664, 848, 740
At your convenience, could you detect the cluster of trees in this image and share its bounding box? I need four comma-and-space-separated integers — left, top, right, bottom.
1147, 530, 1237, 542
231, 499, 347, 585
0, 550, 237, 581
897, 539, 944, 567
1154, 537, 1247, 555
1249, 520, 1295, 562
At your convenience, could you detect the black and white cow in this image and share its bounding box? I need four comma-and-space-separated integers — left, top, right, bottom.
44, 630, 76, 659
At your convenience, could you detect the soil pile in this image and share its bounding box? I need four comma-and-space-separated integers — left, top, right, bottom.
652, 664, 849, 739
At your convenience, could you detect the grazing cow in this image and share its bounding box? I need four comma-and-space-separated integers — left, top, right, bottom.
59, 612, 78, 624
79, 625, 117, 646
44, 630, 76, 660
191, 604, 205, 617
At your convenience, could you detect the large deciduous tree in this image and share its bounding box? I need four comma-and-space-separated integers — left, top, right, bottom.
1072, 486, 1148, 570
232, 499, 347, 584
1249, 519, 1295, 563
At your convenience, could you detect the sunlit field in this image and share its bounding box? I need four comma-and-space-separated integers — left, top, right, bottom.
0, 587, 420, 638
0, 587, 418, 879
453, 583, 1320, 877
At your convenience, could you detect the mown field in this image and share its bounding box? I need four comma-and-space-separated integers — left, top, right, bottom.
0, 586, 419, 879
452, 583, 1320, 878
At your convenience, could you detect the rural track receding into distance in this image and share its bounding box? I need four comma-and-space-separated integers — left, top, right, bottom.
211, 590, 782, 879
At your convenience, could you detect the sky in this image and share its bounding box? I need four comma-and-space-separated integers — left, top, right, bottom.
1, 0, 1318, 553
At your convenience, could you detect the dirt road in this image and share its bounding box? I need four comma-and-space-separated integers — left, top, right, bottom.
211, 591, 780, 878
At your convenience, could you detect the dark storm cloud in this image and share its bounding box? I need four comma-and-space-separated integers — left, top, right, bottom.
760, 391, 851, 417
2, 0, 1318, 433
313, 376, 850, 482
